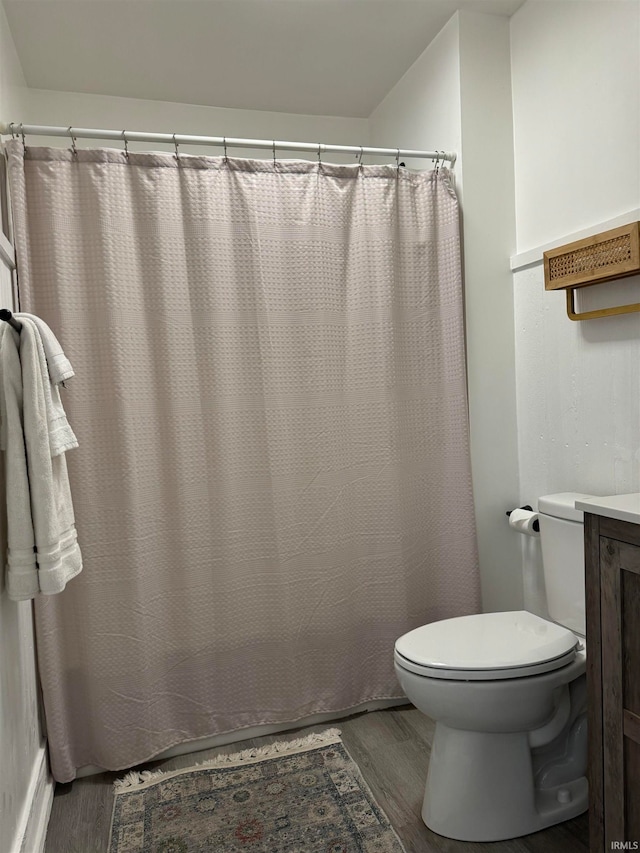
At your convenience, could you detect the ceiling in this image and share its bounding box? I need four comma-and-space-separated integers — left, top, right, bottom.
3, 0, 525, 118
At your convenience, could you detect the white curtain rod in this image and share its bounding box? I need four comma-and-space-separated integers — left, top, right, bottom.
0, 123, 456, 165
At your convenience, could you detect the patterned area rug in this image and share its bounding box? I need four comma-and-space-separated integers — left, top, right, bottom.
109, 728, 406, 852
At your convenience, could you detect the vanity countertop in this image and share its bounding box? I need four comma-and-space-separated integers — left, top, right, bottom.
575, 493, 640, 525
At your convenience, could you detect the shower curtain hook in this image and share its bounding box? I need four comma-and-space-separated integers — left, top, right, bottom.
396, 148, 401, 174
272, 140, 277, 167
173, 133, 180, 166
121, 130, 129, 161
20, 123, 26, 151
223, 136, 228, 163
68, 127, 77, 158
9, 123, 16, 139
358, 146, 364, 168
317, 143, 322, 165
433, 151, 440, 172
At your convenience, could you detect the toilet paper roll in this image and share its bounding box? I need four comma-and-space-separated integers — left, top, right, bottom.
508, 508, 540, 537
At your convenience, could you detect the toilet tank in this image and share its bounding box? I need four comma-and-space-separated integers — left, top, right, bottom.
537, 492, 595, 636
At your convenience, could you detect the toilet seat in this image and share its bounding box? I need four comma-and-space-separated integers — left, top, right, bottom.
394, 610, 579, 681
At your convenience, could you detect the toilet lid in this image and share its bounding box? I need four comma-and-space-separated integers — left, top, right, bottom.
395, 611, 578, 677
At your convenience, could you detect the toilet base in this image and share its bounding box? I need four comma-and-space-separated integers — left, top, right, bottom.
422, 724, 588, 842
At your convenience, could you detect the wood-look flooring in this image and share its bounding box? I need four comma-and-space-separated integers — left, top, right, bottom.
44, 706, 589, 853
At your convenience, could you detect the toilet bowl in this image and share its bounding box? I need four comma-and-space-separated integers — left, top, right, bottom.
394, 493, 593, 842
395, 611, 587, 841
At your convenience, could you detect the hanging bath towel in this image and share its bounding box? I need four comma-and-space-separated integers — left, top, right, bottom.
0, 318, 82, 600
16, 312, 75, 385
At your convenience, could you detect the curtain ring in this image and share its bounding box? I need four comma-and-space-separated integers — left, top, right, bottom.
68, 127, 77, 158
121, 130, 129, 161
9, 123, 16, 139
173, 133, 180, 166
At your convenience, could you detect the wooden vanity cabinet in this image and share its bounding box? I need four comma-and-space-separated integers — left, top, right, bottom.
585, 512, 640, 851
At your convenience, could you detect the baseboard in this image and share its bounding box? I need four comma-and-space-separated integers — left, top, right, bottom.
76, 696, 410, 779
12, 742, 54, 853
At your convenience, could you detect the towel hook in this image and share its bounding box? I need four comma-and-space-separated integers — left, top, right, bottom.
0, 309, 22, 333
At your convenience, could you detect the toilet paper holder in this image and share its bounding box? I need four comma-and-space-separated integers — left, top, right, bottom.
506, 505, 540, 532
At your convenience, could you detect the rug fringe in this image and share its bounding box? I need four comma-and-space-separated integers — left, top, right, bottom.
113, 727, 342, 791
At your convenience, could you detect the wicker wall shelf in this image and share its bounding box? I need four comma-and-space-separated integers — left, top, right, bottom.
543, 222, 640, 321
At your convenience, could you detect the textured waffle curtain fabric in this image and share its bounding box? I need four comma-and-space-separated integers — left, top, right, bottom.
7, 140, 480, 782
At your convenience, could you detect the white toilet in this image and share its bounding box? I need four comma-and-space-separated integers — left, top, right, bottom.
394, 493, 592, 842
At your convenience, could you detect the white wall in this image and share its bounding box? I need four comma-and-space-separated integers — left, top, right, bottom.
457, 10, 521, 613
21, 87, 369, 160
0, 0, 24, 120
371, 11, 523, 613
510, 0, 640, 615
511, 0, 640, 253
369, 14, 462, 175
511, 0, 640, 495
0, 8, 49, 853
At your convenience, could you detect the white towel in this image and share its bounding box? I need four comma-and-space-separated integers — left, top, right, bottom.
15, 312, 74, 385
0, 325, 39, 599
1, 320, 82, 600
19, 317, 78, 457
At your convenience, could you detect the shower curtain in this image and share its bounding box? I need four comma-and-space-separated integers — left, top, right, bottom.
6, 139, 480, 782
